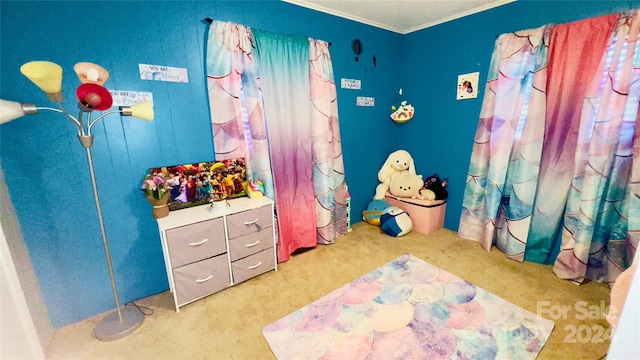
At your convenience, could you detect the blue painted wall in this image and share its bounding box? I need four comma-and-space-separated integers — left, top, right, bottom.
0, 1, 401, 327
1, 0, 638, 328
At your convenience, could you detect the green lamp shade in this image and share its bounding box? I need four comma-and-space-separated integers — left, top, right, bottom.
20, 61, 63, 94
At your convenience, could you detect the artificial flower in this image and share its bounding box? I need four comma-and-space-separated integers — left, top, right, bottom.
141, 173, 172, 200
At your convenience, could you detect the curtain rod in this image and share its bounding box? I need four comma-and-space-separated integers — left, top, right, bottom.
202, 18, 331, 46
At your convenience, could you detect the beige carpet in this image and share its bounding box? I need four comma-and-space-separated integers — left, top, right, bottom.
46, 223, 611, 359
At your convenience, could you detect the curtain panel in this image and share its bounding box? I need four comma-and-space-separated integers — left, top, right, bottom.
459, 9, 640, 285
206, 21, 347, 263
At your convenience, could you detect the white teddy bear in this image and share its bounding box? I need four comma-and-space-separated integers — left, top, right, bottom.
374, 150, 416, 199
389, 171, 436, 200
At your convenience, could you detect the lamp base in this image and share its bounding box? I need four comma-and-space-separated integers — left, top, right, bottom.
94, 306, 144, 341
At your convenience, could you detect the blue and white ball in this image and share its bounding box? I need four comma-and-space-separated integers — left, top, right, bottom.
380, 207, 412, 237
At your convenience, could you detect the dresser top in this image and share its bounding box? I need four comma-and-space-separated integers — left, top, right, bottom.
156, 196, 273, 230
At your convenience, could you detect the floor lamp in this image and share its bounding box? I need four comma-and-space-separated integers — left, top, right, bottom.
0, 61, 154, 341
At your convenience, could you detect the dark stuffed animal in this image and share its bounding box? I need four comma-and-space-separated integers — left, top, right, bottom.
424, 173, 448, 200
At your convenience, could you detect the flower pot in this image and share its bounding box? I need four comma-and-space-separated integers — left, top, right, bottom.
147, 193, 171, 219
151, 203, 170, 219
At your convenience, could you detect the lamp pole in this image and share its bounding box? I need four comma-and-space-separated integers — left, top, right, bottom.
24, 103, 145, 341
73, 109, 145, 341
3, 61, 153, 341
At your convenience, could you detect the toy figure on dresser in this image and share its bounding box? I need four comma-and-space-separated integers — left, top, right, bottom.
247, 180, 265, 199
423, 173, 449, 200
209, 191, 229, 211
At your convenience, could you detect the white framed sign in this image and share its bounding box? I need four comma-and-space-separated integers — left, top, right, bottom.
457, 72, 479, 100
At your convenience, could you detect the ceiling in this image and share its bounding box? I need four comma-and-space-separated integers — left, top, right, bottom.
283, 0, 515, 34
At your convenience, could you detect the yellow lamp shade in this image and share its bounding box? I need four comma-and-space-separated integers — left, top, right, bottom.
123, 101, 154, 121
74, 62, 110, 85
20, 61, 63, 94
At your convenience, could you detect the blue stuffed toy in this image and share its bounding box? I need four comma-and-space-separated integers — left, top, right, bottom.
362, 199, 391, 226
380, 207, 413, 237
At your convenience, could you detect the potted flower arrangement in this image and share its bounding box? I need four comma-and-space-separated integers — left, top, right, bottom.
142, 173, 173, 219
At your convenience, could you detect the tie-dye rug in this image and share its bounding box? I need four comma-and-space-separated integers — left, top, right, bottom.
263, 254, 554, 359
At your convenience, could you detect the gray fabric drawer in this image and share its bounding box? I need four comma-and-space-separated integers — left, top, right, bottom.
173, 255, 230, 306
226, 205, 273, 239
166, 218, 226, 268
228, 228, 273, 261
231, 247, 275, 284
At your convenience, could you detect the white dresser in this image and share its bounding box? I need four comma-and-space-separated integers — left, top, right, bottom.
156, 197, 277, 312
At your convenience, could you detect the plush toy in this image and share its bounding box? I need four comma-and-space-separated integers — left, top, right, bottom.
380, 207, 412, 237
362, 199, 391, 226
389, 171, 436, 200
424, 174, 449, 200
374, 150, 416, 199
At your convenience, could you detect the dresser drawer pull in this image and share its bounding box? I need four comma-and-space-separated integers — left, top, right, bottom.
248, 261, 263, 270
245, 240, 261, 248
244, 219, 262, 231
195, 275, 213, 283
189, 238, 209, 246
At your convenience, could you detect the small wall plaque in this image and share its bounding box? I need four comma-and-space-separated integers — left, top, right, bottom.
457, 72, 479, 100
356, 97, 375, 107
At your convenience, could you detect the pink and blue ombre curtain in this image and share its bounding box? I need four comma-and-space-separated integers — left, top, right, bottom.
206, 21, 347, 263
308, 38, 348, 246
206, 22, 275, 199
459, 9, 640, 285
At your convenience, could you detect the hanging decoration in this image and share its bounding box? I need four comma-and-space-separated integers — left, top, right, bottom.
390, 88, 414, 123
351, 39, 363, 62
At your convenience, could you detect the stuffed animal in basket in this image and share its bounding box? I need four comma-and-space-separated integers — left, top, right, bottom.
424, 173, 448, 200
389, 171, 436, 200
374, 150, 416, 199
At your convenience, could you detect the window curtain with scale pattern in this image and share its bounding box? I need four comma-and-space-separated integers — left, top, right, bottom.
206, 21, 348, 263
458, 9, 640, 285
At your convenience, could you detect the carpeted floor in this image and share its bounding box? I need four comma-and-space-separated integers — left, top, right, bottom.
46, 223, 612, 359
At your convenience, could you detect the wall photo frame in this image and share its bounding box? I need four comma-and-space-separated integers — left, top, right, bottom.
457, 72, 480, 100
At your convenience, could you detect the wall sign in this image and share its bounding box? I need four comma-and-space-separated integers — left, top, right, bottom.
357, 97, 375, 107
109, 90, 154, 106
139, 64, 189, 83
341, 78, 361, 89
